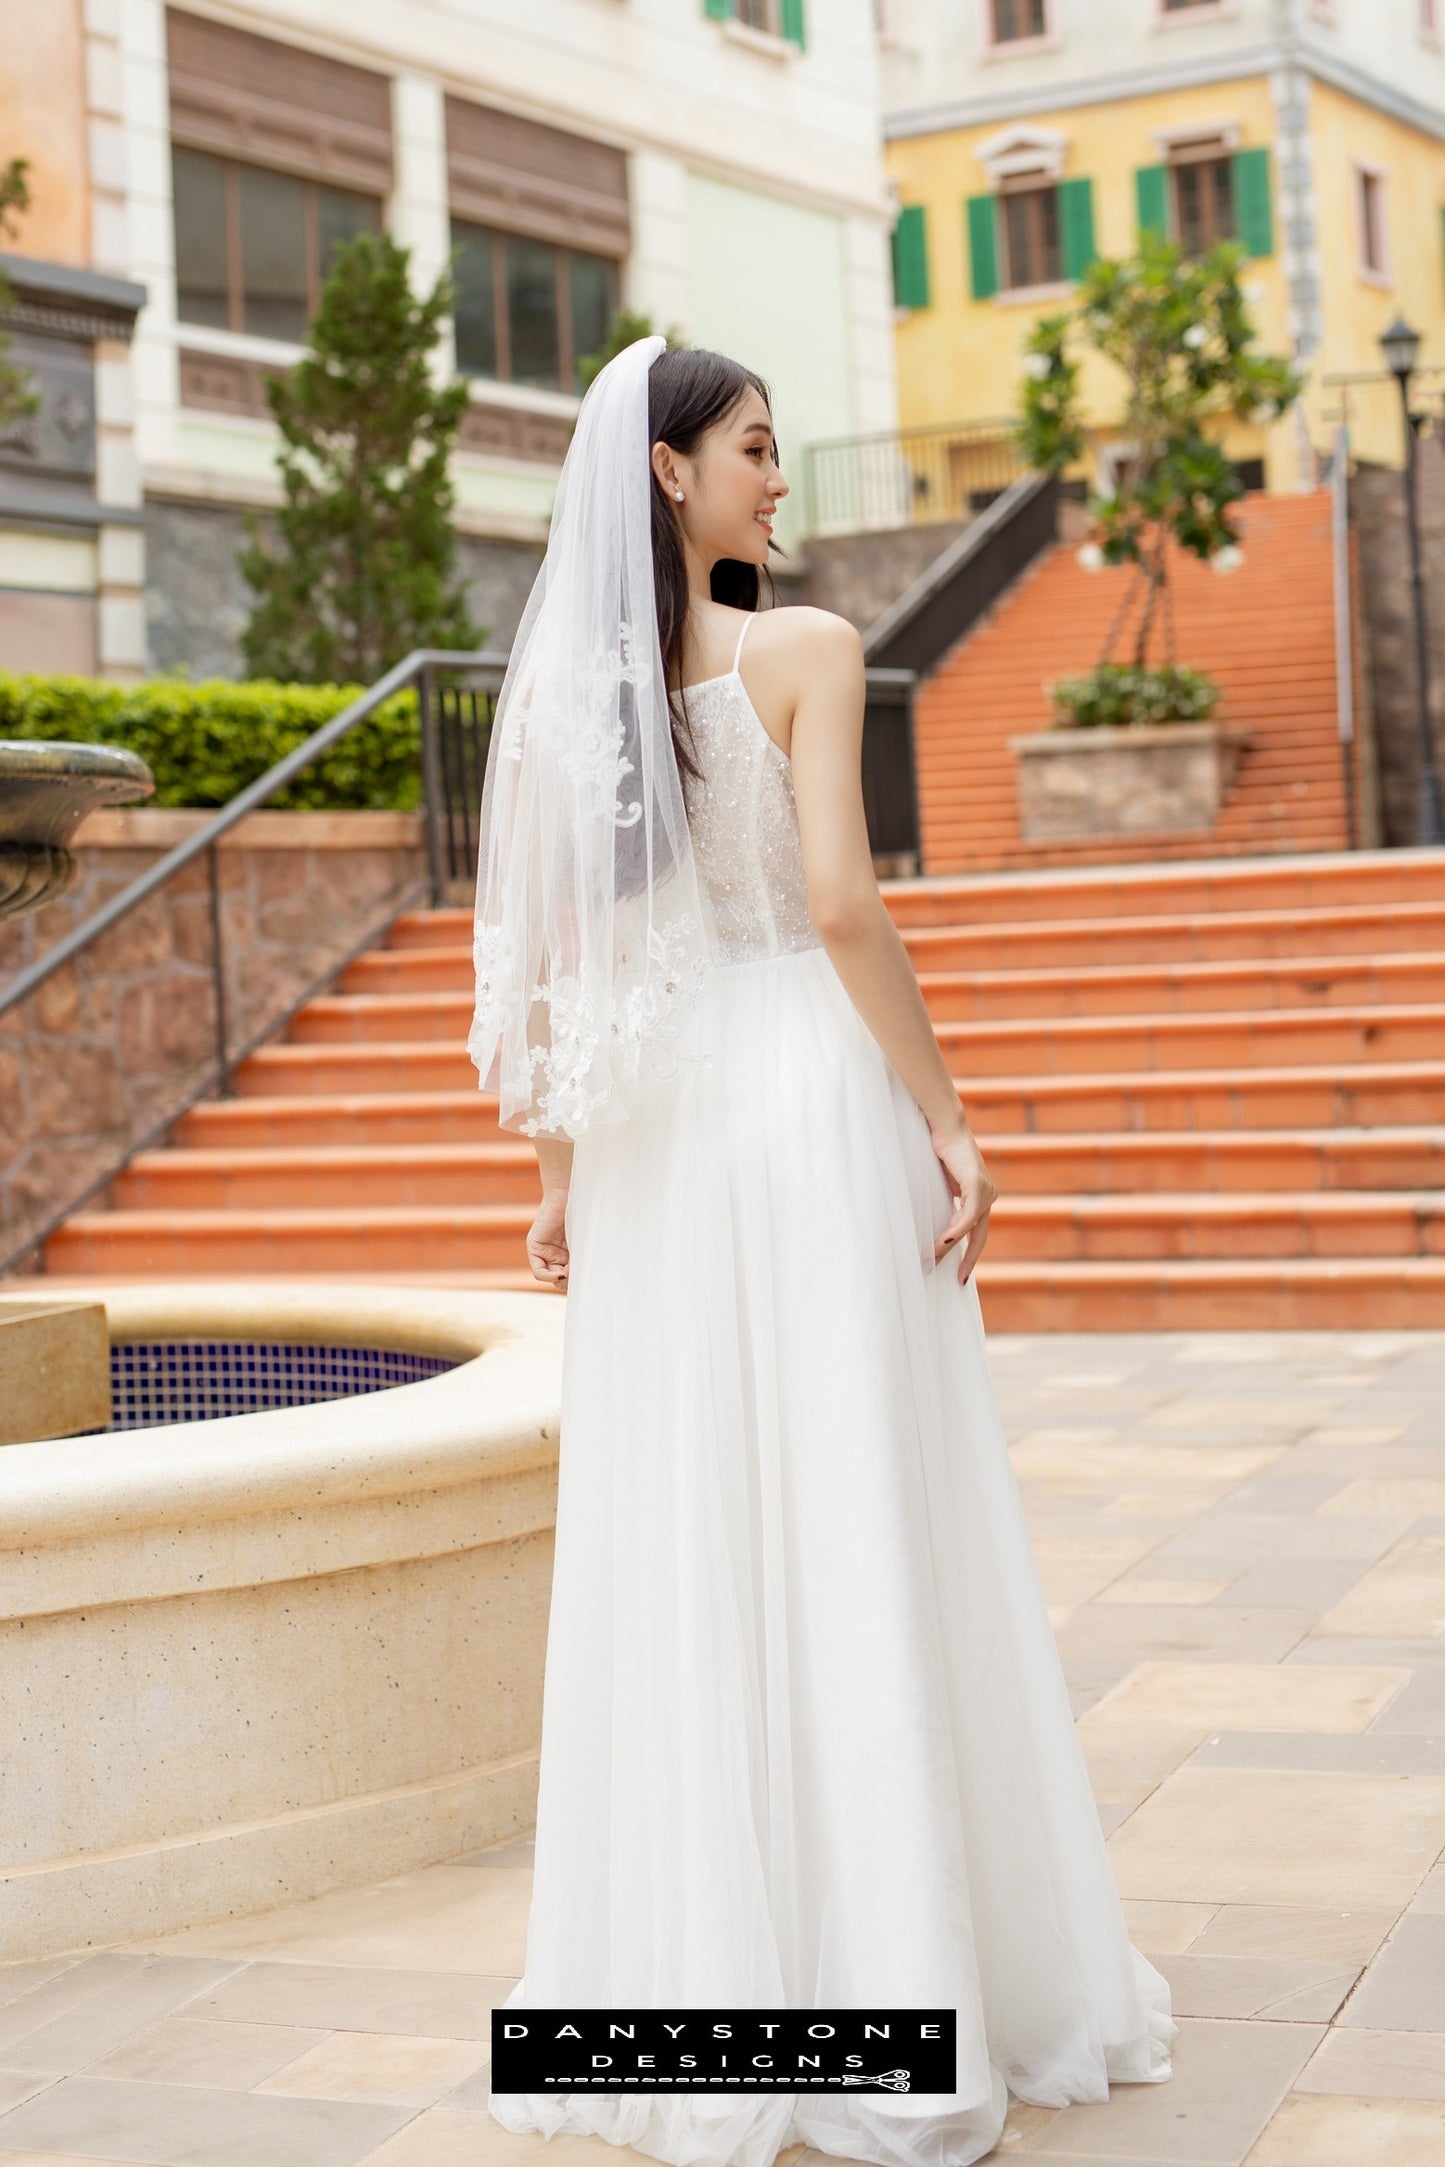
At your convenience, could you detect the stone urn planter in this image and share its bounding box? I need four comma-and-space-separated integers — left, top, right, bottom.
1008, 720, 1253, 842
0, 740, 154, 918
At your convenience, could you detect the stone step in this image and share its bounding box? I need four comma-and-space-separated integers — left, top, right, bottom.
388, 848, 1445, 943
32, 1258, 1445, 1332
175, 1060, 1445, 1139
46, 1189, 1445, 1280
113, 1128, 1445, 1212
239, 1005, 1445, 1086
319, 950, 1445, 1030
343, 904, 1445, 991
973, 1257, 1445, 1331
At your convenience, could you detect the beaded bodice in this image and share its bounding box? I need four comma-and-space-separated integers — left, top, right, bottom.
680, 615, 822, 967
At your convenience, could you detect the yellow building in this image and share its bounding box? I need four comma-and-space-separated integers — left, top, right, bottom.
878, 0, 1445, 498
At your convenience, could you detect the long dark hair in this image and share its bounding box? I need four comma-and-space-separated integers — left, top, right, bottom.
647, 345, 785, 807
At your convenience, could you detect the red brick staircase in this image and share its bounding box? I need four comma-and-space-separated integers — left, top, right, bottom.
43, 845, 1445, 1330
916, 492, 1359, 874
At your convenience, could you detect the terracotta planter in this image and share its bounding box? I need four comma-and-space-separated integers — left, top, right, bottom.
1008, 720, 1252, 842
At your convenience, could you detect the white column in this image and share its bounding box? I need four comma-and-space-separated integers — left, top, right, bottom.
1269, 61, 1324, 493
87, 0, 148, 677
392, 73, 455, 377
628, 149, 690, 340
843, 210, 899, 439
117, 0, 176, 479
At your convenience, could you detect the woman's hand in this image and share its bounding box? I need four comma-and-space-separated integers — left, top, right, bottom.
526, 1188, 570, 1289
931, 1124, 997, 1286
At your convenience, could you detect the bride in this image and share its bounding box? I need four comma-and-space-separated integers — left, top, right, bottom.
469, 335, 1176, 2167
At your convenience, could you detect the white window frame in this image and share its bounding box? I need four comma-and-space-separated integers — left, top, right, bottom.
1149, 118, 1242, 159
1097, 439, 1141, 498
1353, 159, 1392, 287
723, 0, 792, 53
976, 123, 1068, 188
1151, 0, 1241, 28
978, 0, 1059, 59
719, 7, 794, 61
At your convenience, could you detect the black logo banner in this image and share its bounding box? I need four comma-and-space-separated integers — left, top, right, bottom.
491, 2008, 957, 2094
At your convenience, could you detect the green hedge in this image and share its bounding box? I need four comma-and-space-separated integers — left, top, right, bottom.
1049, 663, 1221, 731
0, 673, 423, 811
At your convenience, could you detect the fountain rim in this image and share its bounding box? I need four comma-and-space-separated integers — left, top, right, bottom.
0, 1280, 563, 1546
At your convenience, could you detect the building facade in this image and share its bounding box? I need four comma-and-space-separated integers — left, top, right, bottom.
879, 0, 1445, 492
0, 0, 898, 681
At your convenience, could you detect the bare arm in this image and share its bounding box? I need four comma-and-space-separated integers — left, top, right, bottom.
787, 612, 968, 1140
786, 611, 997, 1279
534, 1135, 574, 1196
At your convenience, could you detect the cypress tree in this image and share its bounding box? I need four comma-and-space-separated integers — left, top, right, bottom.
240, 232, 482, 683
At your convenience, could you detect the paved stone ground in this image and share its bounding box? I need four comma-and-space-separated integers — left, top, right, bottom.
1, 1328, 1442, 2167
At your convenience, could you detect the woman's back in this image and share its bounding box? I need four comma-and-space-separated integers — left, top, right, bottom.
680, 611, 821, 967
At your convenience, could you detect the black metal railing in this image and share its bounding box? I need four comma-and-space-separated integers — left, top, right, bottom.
861, 668, 921, 870
804, 419, 1027, 537
856, 474, 1063, 869
864, 471, 1060, 677
0, 649, 504, 1275
420, 669, 499, 899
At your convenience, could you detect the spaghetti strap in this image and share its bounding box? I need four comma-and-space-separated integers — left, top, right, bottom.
731, 612, 753, 674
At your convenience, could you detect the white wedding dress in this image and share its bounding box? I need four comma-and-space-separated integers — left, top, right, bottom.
486, 613, 1177, 2167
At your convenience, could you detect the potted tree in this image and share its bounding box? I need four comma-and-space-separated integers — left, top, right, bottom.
1009, 232, 1302, 842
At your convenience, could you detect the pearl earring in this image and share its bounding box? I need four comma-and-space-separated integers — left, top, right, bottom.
674, 489, 684, 501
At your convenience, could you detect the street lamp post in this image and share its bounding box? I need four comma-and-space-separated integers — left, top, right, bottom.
1379, 315, 1445, 847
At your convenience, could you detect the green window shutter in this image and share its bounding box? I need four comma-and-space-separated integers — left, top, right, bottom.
1233, 146, 1274, 257
891, 204, 929, 309
1135, 163, 1169, 240
966, 193, 998, 301
1059, 176, 1096, 279
780, 0, 806, 45
703, 0, 735, 19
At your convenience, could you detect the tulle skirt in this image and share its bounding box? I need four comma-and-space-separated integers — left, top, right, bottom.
487, 943, 1176, 2167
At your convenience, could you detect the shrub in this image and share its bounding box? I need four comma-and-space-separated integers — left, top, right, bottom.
1049, 662, 1221, 732
0, 673, 423, 811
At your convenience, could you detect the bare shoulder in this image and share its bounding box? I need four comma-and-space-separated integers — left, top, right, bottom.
755, 609, 863, 722
760, 604, 864, 669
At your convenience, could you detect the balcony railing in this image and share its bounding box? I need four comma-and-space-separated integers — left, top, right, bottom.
803, 419, 1027, 538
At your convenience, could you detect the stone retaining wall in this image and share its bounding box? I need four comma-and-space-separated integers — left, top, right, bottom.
0, 809, 426, 1273
1351, 438, 1445, 847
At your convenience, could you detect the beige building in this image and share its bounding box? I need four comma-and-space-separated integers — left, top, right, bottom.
0, 0, 899, 682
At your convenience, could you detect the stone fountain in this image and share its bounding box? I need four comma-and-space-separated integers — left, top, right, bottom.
0, 738, 154, 918
1, 738, 154, 1435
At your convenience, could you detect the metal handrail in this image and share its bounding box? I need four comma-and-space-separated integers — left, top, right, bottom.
0, 646, 505, 1277
0, 646, 505, 1023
